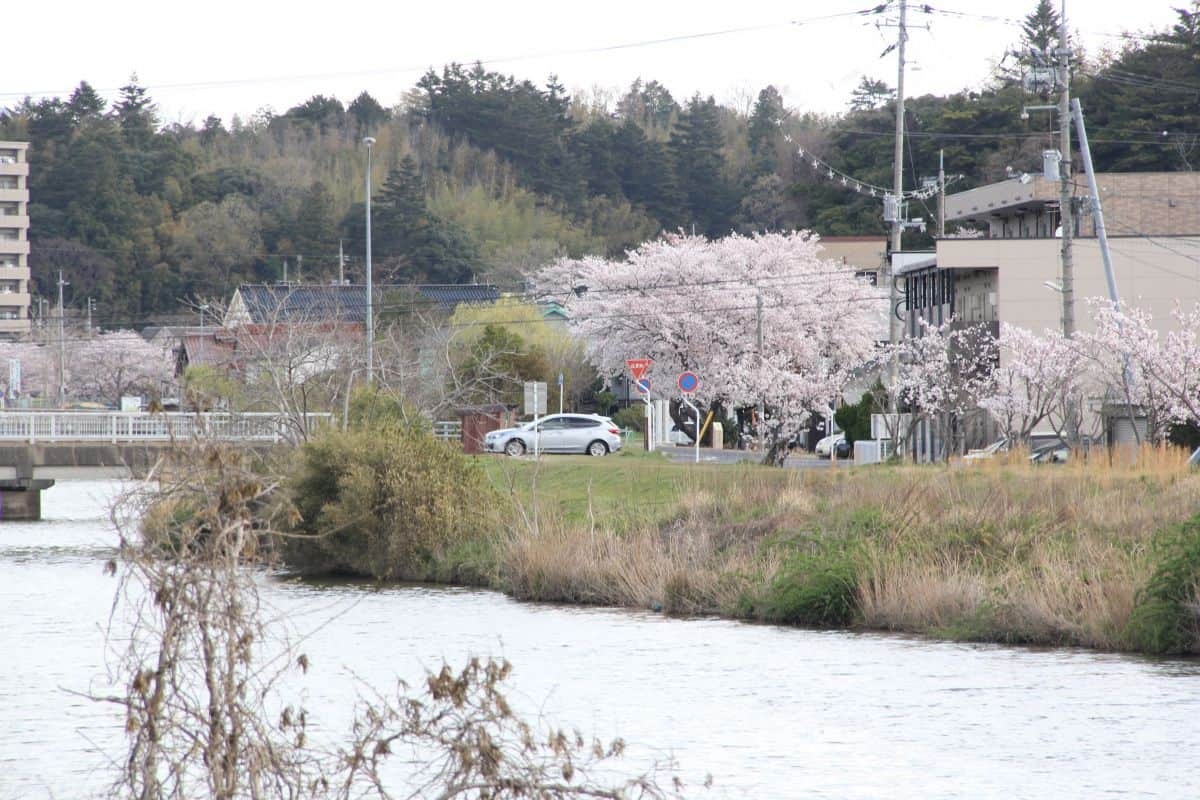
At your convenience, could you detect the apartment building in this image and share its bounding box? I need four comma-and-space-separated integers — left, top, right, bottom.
901, 170, 1200, 343
0, 142, 31, 338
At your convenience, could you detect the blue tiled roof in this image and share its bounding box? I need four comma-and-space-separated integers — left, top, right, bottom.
416, 284, 501, 307
236, 284, 369, 324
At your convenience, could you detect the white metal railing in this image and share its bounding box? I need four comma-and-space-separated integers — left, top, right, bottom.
0, 411, 333, 444
433, 420, 462, 441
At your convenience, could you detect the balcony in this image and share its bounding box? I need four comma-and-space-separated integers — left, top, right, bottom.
0, 265, 30, 281
0, 239, 29, 256
0, 189, 26, 204
0, 162, 29, 177
0, 215, 29, 229
0, 317, 31, 336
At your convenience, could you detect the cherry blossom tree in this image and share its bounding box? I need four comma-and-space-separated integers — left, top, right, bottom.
72, 330, 176, 406
979, 323, 1084, 445
0, 341, 55, 400
537, 232, 883, 465
876, 320, 996, 459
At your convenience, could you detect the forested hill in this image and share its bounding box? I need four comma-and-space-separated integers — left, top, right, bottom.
3, 0, 1200, 323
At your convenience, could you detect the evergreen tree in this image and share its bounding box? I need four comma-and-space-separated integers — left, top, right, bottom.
573, 117, 622, 198
1021, 0, 1060, 55
669, 95, 734, 236
747, 86, 785, 178
348, 91, 389, 135
848, 77, 893, 111
114, 75, 156, 145
290, 181, 339, 272
67, 81, 106, 122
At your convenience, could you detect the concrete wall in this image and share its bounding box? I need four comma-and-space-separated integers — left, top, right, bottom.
936, 236, 1200, 337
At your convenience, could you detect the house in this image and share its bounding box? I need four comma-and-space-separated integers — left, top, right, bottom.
224, 283, 503, 330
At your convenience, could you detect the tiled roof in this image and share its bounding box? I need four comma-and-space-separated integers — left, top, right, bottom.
235, 284, 369, 325
415, 284, 501, 307
231, 283, 500, 324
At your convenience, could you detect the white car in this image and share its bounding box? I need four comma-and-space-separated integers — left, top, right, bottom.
484, 414, 623, 457
814, 433, 845, 458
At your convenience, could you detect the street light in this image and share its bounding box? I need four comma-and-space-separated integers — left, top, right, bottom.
363, 136, 376, 385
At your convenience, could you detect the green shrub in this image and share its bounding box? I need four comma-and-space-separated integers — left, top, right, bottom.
757, 545, 860, 627
284, 426, 496, 581
1126, 515, 1200, 655
612, 406, 644, 433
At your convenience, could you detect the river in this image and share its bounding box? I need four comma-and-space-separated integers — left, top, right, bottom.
1, 480, 1197, 799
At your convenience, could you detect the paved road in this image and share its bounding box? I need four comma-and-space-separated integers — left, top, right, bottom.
656, 445, 851, 469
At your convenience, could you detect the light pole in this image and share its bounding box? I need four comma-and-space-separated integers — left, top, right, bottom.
363, 136, 376, 385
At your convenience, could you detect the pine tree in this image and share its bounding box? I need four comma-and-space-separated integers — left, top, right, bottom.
291, 181, 339, 273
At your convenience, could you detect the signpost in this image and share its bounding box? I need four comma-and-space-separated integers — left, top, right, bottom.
627, 358, 653, 451
678, 371, 700, 463
557, 371, 564, 415
523, 380, 547, 456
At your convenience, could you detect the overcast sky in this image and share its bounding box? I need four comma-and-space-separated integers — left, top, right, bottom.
2, 1, 1182, 125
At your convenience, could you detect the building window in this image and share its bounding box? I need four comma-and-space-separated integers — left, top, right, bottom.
0, 202, 19, 216
0, 256, 16, 269
0, 306, 22, 320
0, 280, 20, 293
0, 229, 17, 240
0, 150, 17, 164
0, 176, 16, 189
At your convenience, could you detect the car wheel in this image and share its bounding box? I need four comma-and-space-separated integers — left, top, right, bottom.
504, 439, 526, 457
586, 440, 609, 457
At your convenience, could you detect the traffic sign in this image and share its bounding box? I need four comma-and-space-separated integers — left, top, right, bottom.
677, 371, 699, 394
626, 358, 652, 381
635, 377, 651, 394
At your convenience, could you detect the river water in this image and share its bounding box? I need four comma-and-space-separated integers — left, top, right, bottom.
1, 481, 1198, 799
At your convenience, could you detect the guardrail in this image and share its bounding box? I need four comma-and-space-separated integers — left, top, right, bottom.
0, 411, 333, 444
433, 420, 462, 441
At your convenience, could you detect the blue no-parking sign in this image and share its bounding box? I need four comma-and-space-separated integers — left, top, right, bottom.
677, 371, 699, 394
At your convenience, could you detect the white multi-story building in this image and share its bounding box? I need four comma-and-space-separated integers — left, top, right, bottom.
0, 142, 31, 338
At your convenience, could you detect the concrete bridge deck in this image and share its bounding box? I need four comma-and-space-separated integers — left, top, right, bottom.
0, 411, 331, 520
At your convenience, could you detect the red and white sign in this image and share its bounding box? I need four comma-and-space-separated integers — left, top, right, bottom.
625, 358, 652, 382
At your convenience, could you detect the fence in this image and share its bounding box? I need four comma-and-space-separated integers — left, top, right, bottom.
0, 411, 333, 444
432, 420, 462, 441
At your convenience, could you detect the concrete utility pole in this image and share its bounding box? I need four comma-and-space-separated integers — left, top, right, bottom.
938, 149, 946, 238
338, 239, 345, 285
363, 136, 376, 385
57, 271, 67, 406
1058, 0, 1075, 339
886, 0, 908, 411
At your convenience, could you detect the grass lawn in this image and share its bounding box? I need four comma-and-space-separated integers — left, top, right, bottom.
477, 446, 797, 529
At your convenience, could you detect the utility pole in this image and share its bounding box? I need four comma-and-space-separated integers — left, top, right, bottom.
756, 291, 765, 441
1058, 0, 1074, 339
296, 254, 303, 284
282, 257, 289, 285
938, 149, 946, 238
57, 271, 67, 407
364, 136, 376, 385
338, 239, 346, 285
885, 0, 908, 412
86, 298, 93, 334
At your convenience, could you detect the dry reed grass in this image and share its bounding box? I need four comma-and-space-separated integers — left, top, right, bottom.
488, 445, 1200, 653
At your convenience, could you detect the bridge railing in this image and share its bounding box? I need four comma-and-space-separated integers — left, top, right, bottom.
0, 412, 334, 444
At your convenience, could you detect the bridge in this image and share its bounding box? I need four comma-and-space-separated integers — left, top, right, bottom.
0, 411, 331, 520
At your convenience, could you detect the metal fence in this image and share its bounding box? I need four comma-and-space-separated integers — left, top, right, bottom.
432, 420, 462, 441
0, 411, 333, 444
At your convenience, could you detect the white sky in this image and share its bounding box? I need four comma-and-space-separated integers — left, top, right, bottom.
2, 1, 1182, 125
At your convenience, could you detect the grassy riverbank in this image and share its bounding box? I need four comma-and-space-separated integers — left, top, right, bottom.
472, 447, 1200, 655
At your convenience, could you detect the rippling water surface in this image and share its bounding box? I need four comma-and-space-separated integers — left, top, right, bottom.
1, 481, 1198, 799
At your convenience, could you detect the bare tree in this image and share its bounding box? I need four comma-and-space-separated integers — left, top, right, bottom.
99, 440, 692, 799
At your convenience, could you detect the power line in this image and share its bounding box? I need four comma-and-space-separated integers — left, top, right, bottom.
0, 7, 886, 101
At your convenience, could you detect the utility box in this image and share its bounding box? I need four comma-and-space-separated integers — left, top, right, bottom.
711, 422, 723, 450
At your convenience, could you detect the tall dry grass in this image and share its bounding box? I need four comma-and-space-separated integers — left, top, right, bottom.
488, 446, 1200, 653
